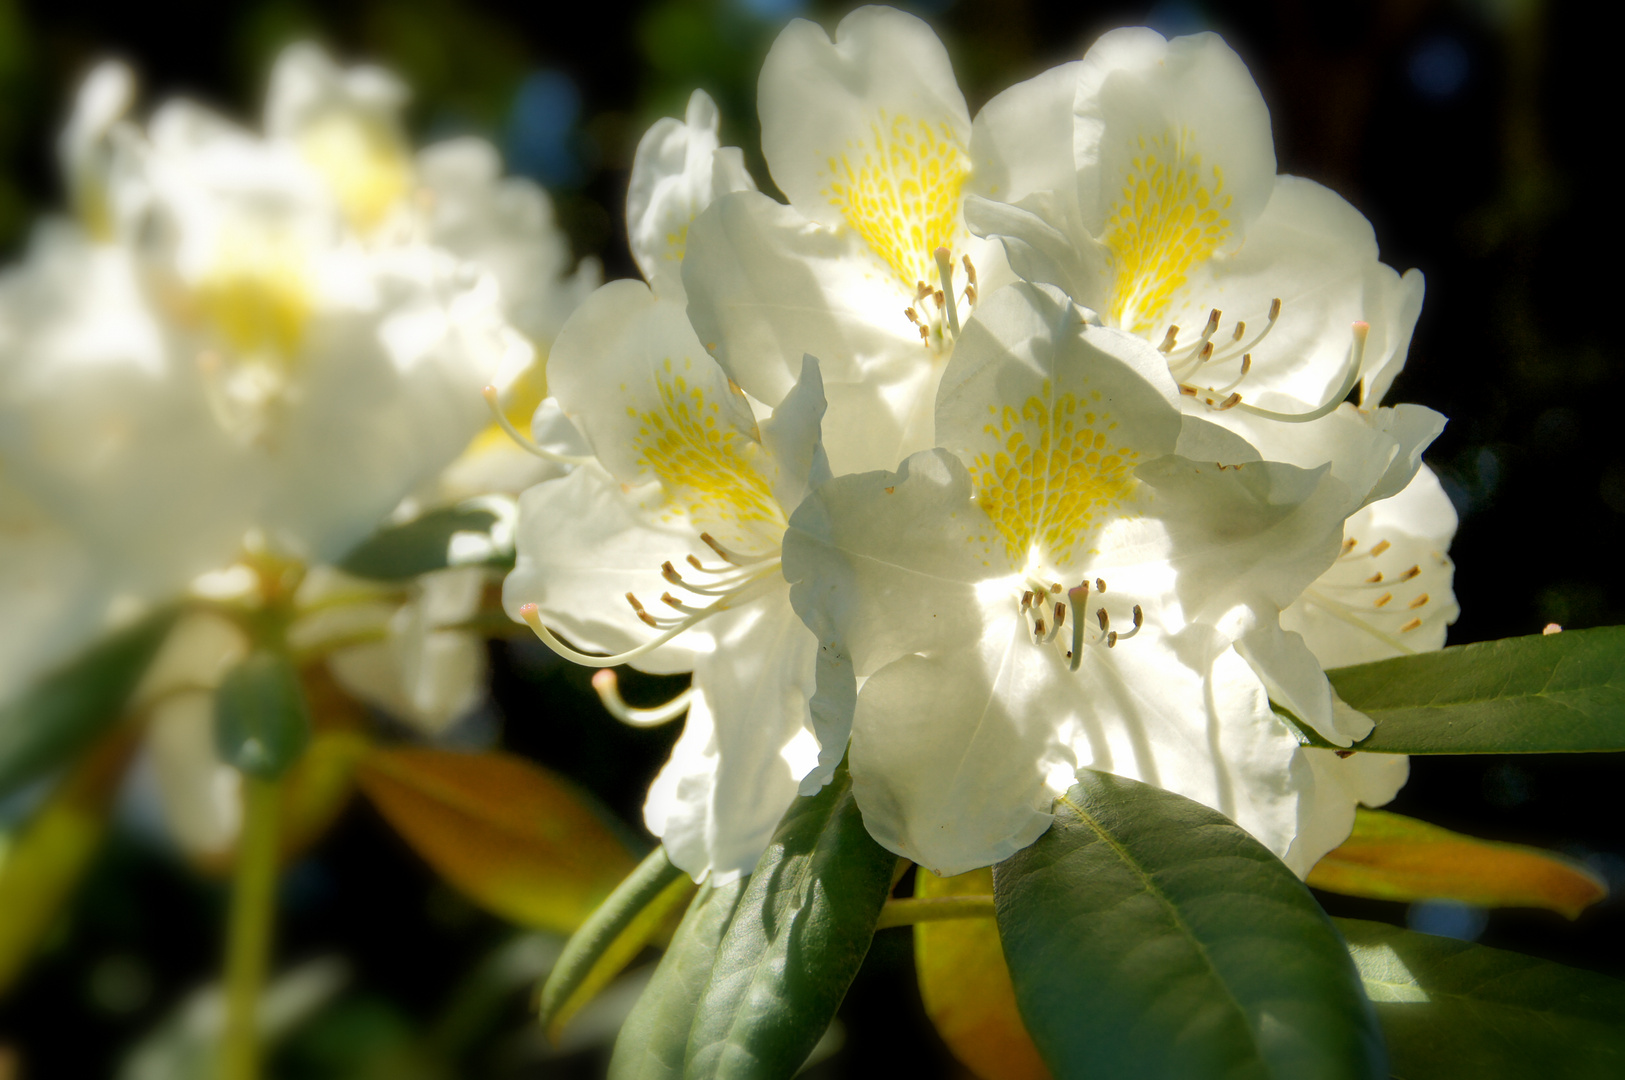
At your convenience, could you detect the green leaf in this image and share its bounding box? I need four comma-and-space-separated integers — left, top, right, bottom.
684, 762, 897, 1079
610, 878, 747, 1080
539, 846, 695, 1042
1336, 918, 1625, 1079
0, 607, 177, 799
214, 651, 311, 779
994, 770, 1385, 1080
1320, 626, 1625, 754
335, 506, 507, 581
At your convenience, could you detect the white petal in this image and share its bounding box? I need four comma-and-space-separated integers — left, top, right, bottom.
502, 464, 704, 675
644, 591, 818, 881
1283, 749, 1410, 876
760, 7, 972, 289
1072, 29, 1276, 335
969, 61, 1085, 207
848, 615, 1067, 876
784, 448, 988, 677
1235, 623, 1369, 745
757, 355, 832, 514
1360, 267, 1426, 408
548, 278, 785, 550
627, 89, 757, 301
146, 691, 242, 859
681, 190, 939, 474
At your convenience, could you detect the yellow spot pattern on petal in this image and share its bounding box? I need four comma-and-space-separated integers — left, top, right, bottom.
967, 382, 1139, 570
1100, 129, 1233, 336
663, 222, 691, 264
193, 227, 312, 360
299, 112, 412, 234
825, 110, 969, 289
634, 358, 783, 540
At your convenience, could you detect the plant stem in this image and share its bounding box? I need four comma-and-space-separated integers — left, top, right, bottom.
874, 894, 996, 929
220, 775, 281, 1080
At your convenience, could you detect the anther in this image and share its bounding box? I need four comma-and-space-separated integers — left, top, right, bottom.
1366, 571, 1383, 584
1370, 540, 1392, 557
1055, 602, 1066, 627
1097, 608, 1110, 631
1179, 384, 1199, 397
1374, 593, 1393, 608
1202, 309, 1221, 337
661, 592, 687, 610
1107, 631, 1119, 648
1034, 618, 1046, 640
1341, 537, 1359, 555
1096, 578, 1107, 593
1050, 582, 1063, 593
686, 554, 706, 571
1132, 604, 1143, 629
964, 283, 977, 305
1408, 593, 1430, 609
1231, 321, 1245, 342
916, 281, 930, 301
1197, 341, 1214, 363
662, 561, 683, 584
1269, 298, 1282, 321
962, 254, 977, 286
1158, 326, 1180, 354
1215, 393, 1242, 411
1399, 617, 1423, 633
918, 324, 930, 343
934, 289, 946, 311
1022, 590, 1034, 608
905, 307, 920, 324
1399, 565, 1421, 581
626, 592, 661, 627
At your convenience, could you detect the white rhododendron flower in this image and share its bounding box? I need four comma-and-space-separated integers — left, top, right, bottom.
1285, 464, 1460, 670
963, 29, 1441, 507
503, 280, 836, 881
783, 282, 1379, 876
683, 5, 1096, 475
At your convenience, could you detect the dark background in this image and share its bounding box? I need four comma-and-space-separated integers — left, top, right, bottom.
2, 0, 1622, 1075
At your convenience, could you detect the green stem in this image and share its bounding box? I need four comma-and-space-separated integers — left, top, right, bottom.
220, 775, 281, 1080
874, 894, 996, 929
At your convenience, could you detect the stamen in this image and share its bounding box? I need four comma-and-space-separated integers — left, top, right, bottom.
1054, 602, 1066, 627
1096, 578, 1107, 593
592, 669, 693, 728
1235, 321, 1366, 424
1214, 393, 1242, 411
1399, 565, 1420, 580
905, 307, 920, 324
1208, 354, 1251, 396
1158, 326, 1180, 354
482, 386, 595, 466
1179, 384, 1199, 397
520, 600, 724, 668
1231, 321, 1245, 342
964, 283, 977, 306
1399, 617, 1424, 633
1050, 582, 1062, 593
1366, 572, 1383, 584
626, 593, 661, 628
700, 532, 773, 566
1107, 630, 1118, 648
1034, 618, 1046, 641
1341, 537, 1358, 556
1022, 590, 1034, 609
1374, 593, 1393, 608
662, 561, 684, 584
1369, 539, 1392, 557
1097, 608, 1110, 631
934, 247, 961, 336
1408, 593, 1430, 609
962, 254, 977, 287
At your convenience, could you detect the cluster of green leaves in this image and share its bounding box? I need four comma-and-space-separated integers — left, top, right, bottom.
542, 626, 1625, 1079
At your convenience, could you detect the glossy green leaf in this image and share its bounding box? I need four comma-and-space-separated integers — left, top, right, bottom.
994, 770, 1385, 1080
214, 651, 311, 779
610, 879, 747, 1080
335, 506, 506, 581
684, 762, 897, 1079
0, 607, 176, 799
1320, 626, 1625, 754
1337, 918, 1625, 1079
539, 846, 695, 1042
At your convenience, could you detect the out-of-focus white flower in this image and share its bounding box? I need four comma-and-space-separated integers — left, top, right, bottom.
682, 5, 1091, 475
783, 283, 1371, 876
503, 280, 834, 882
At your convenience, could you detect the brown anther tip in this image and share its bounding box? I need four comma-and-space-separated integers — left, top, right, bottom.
1205, 309, 1221, 331
1198, 342, 1214, 362
934, 290, 946, 310
1107, 630, 1118, 648
661, 592, 685, 609
963, 254, 977, 284
1335, 749, 1356, 759
1268, 298, 1282, 320
1239, 354, 1252, 374
965, 283, 978, 305
1096, 578, 1106, 593
917, 280, 929, 298
637, 611, 660, 627
1232, 321, 1245, 341
662, 561, 683, 583
1369, 540, 1391, 557
1401, 565, 1421, 581
919, 325, 931, 342
1050, 582, 1062, 593
1366, 572, 1384, 584
1399, 617, 1423, 632
1216, 392, 1242, 411
1034, 619, 1046, 638
1179, 384, 1199, 397
1408, 593, 1430, 609
1341, 537, 1359, 554
1055, 602, 1066, 625
1158, 326, 1180, 353
1021, 590, 1034, 608
1132, 605, 1143, 627
687, 554, 705, 570
905, 307, 919, 323
1097, 608, 1109, 630
1374, 592, 1393, 608
625, 592, 645, 612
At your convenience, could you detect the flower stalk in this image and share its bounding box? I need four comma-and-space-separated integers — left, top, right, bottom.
219, 774, 282, 1080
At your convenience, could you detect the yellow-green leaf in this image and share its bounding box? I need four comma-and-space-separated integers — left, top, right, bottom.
0, 728, 136, 994
914, 867, 1050, 1080
1308, 809, 1607, 918
355, 746, 636, 933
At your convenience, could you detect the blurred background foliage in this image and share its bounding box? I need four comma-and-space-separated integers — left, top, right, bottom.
1, 0, 1623, 1076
